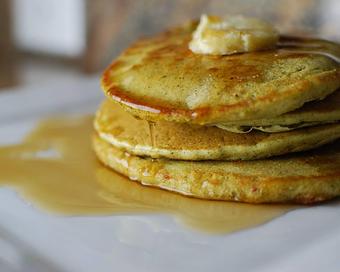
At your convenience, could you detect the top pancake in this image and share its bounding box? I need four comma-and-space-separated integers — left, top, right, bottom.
101, 22, 340, 125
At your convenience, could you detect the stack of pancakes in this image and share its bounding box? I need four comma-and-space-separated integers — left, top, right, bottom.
94, 23, 340, 204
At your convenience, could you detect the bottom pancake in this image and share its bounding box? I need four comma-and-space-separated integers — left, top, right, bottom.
93, 135, 340, 204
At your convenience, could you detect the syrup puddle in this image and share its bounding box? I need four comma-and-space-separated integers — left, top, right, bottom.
0, 116, 298, 234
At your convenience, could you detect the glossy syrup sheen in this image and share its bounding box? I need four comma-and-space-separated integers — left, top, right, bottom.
0, 116, 298, 234
278, 35, 340, 63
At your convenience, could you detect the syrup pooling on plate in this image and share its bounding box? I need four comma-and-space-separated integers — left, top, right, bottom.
0, 116, 297, 234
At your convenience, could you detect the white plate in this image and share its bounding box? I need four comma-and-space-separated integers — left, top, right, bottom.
0, 78, 339, 272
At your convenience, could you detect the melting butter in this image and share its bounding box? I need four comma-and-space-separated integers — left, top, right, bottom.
189, 14, 279, 55
0, 116, 297, 234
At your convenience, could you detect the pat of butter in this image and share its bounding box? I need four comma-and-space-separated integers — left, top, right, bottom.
189, 14, 279, 55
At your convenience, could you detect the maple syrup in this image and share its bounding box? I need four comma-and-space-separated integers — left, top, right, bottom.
0, 116, 297, 234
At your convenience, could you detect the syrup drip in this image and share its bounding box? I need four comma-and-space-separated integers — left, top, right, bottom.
148, 121, 156, 147
0, 116, 298, 234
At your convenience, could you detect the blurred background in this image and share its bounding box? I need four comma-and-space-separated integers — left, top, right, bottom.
0, 2, 339, 271
0, 0, 339, 89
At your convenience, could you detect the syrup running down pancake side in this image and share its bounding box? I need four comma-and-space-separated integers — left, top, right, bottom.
0, 116, 297, 234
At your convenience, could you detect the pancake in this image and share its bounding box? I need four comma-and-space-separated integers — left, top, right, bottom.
94, 100, 340, 160
216, 89, 340, 133
101, 22, 340, 125
93, 135, 340, 204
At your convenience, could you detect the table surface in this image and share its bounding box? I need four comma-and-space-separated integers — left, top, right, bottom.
0, 74, 339, 272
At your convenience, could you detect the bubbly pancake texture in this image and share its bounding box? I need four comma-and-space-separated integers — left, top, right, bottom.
94, 100, 340, 160
216, 89, 340, 132
101, 23, 340, 125
93, 135, 340, 204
